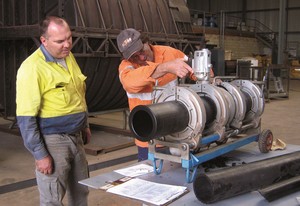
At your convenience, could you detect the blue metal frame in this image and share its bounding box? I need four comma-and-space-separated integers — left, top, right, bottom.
149, 133, 259, 183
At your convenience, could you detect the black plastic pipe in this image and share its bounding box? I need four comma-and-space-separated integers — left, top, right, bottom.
129, 95, 218, 142
199, 95, 216, 125
259, 175, 300, 202
193, 151, 300, 204
129, 101, 189, 142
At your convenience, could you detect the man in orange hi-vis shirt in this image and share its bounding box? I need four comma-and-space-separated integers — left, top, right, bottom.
117, 28, 194, 161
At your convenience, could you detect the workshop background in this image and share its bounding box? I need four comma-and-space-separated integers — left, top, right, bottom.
0, 0, 300, 205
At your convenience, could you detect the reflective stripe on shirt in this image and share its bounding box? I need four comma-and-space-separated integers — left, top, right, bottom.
126, 78, 177, 101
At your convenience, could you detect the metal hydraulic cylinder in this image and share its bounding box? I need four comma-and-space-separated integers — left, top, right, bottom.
193, 151, 300, 203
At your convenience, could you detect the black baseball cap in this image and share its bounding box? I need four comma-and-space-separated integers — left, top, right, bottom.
117, 28, 143, 59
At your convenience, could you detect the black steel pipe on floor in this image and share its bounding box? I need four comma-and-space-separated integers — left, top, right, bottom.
259, 175, 300, 202
193, 151, 300, 204
129, 101, 189, 142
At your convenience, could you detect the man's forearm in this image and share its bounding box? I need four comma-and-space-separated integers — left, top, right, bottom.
151, 63, 168, 79
17, 116, 49, 160
151, 58, 194, 79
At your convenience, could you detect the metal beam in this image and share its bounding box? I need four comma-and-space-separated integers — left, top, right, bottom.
278, 0, 287, 64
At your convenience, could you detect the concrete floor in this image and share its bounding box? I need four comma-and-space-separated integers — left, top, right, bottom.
0, 79, 299, 206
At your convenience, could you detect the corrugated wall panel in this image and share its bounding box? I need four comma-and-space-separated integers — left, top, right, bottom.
246, 0, 279, 10
288, 10, 300, 31
187, 0, 243, 12
188, 0, 300, 46
0, 0, 195, 116
246, 10, 279, 31
288, 0, 300, 7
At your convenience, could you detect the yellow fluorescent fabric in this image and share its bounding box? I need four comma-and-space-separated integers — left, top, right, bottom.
16, 48, 87, 118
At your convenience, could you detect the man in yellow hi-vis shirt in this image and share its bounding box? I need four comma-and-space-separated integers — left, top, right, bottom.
16, 16, 90, 206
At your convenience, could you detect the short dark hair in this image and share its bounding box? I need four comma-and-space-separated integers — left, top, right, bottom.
40, 16, 68, 37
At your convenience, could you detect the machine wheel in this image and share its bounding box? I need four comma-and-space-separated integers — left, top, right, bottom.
258, 129, 273, 153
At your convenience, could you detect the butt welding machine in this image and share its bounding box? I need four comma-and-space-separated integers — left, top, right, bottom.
129, 49, 273, 183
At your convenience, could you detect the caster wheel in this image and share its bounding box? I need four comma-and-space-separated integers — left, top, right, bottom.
258, 129, 273, 153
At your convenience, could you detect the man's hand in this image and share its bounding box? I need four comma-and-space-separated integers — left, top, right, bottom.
35, 155, 53, 175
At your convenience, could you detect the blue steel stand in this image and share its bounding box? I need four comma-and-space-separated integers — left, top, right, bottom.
149, 133, 260, 183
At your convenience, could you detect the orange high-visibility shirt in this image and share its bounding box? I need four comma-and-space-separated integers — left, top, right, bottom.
118, 45, 186, 147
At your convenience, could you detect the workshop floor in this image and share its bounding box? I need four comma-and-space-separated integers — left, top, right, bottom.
0, 79, 299, 206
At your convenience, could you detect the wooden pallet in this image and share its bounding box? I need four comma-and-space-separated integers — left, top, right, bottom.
84, 141, 135, 156
85, 124, 135, 156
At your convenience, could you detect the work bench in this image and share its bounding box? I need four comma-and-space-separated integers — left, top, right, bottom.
80, 143, 300, 206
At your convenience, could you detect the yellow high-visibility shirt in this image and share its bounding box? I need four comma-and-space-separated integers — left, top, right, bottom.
16, 48, 87, 117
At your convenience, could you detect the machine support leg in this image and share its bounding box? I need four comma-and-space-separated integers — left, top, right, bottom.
182, 134, 259, 183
